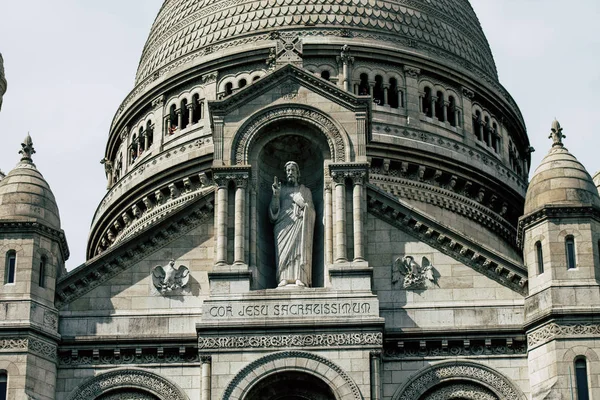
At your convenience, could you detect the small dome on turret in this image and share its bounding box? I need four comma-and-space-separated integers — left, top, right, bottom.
524, 120, 600, 215
0, 135, 62, 230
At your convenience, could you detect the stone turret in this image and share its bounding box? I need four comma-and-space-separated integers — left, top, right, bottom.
519, 121, 600, 400
0, 135, 68, 399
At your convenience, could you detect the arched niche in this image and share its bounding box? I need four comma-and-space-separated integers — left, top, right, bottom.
244, 371, 336, 400
248, 121, 330, 289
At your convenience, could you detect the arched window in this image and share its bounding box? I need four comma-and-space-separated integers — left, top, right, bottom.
192, 94, 201, 124
0, 371, 7, 400
358, 73, 369, 96
181, 99, 189, 128
447, 96, 456, 126
138, 127, 145, 153
5, 250, 15, 284
238, 79, 247, 89
575, 358, 589, 400
320, 70, 330, 81
224, 82, 233, 96
483, 116, 491, 146
435, 91, 444, 122
423, 87, 432, 117
566, 235, 576, 269
39, 256, 46, 288
535, 241, 544, 274
146, 120, 153, 148
492, 123, 499, 152
388, 78, 399, 108
473, 110, 482, 140
373, 75, 384, 105
169, 104, 177, 134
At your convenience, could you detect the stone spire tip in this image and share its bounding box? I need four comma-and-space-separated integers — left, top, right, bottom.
548, 119, 565, 147
19, 133, 36, 162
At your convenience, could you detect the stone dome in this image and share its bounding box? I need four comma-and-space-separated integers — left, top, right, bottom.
524, 123, 600, 215
135, 0, 497, 85
0, 136, 61, 230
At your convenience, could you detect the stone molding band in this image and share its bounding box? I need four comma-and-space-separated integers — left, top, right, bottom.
67, 368, 189, 400
0, 337, 57, 362
198, 332, 382, 350
527, 322, 600, 349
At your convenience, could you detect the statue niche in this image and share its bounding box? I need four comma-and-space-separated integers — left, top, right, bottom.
253, 128, 327, 289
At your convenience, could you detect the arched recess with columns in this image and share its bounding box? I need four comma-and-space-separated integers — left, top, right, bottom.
66, 368, 189, 400
392, 361, 526, 400
222, 351, 363, 400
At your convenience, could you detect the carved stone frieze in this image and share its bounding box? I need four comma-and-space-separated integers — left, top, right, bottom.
98, 390, 157, 400
423, 383, 497, 400
67, 369, 188, 400
527, 322, 600, 348
59, 347, 199, 366
384, 338, 526, 359
0, 337, 57, 361
395, 361, 525, 400
198, 332, 382, 350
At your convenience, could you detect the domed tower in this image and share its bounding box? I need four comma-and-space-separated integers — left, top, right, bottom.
0, 135, 69, 399
55, 1, 535, 399
520, 120, 600, 399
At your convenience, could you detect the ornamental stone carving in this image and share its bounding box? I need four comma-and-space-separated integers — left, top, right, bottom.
393, 361, 525, 400
152, 259, 190, 293
198, 332, 382, 350
424, 383, 497, 400
527, 322, 600, 348
67, 369, 189, 400
392, 256, 436, 289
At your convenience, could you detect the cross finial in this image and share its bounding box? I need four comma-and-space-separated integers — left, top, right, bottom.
548, 119, 565, 147
19, 133, 36, 162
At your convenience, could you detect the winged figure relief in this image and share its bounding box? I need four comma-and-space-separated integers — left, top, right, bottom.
152, 259, 190, 293
392, 255, 436, 289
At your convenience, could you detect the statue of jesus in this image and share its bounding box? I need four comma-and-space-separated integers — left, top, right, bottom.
269, 161, 316, 287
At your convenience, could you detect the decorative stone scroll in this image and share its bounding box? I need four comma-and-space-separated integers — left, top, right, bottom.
223, 351, 362, 400
67, 369, 189, 400
393, 361, 525, 400
198, 332, 382, 350
232, 105, 347, 164
527, 322, 600, 348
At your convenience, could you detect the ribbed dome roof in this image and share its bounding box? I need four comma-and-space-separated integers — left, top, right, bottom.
0, 136, 61, 230
524, 122, 600, 215
135, 0, 497, 85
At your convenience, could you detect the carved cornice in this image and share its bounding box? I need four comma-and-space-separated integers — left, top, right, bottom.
0, 336, 57, 362
329, 163, 370, 185
56, 193, 214, 308
384, 337, 526, 359
367, 185, 527, 294
67, 369, 189, 400
393, 361, 526, 400
527, 322, 600, 349
213, 166, 251, 188
517, 205, 600, 248
59, 346, 199, 366
0, 221, 70, 260
370, 173, 517, 245
198, 332, 382, 350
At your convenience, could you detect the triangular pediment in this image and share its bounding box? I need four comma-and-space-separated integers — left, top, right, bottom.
209, 63, 371, 118
367, 185, 528, 295
55, 190, 215, 308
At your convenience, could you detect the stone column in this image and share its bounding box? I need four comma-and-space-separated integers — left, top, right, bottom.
332, 174, 347, 263
176, 108, 183, 130
163, 115, 170, 137
187, 103, 194, 127
213, 116, 224, 163
383, 85, 389, 106
214, 176, 229, 265
455, 108, 461, 127
324, 183, 333, 264
443, 101, 449, 122
234, 176, 248, 264
431, 96, 437, 119
403, 66, 421, 122
369, 83, 375, 101
144, 132, 149, 150
370, 351, 382, 400
352, 172, 366, 261
397, 89, 403, 108
461, 87, 475, 142
201, 355, 212, 400
151, 96, 165, 151
354, 83, 359, 95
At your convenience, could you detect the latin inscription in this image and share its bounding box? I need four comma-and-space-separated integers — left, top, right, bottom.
206, 301, 373, 319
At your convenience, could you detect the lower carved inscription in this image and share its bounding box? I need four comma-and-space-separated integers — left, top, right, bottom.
199, 332, 382, 349
206, 300, 373, 319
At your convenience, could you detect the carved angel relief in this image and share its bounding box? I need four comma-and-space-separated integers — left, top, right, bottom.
152, 260, 190, 294
392, 256, 436, 290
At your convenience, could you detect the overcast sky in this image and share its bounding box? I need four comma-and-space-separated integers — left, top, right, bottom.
0, 0, 599, 270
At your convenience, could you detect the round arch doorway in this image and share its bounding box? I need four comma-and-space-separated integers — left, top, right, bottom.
244, 371, 336, 400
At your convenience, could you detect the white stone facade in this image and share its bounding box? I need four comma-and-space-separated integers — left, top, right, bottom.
1, 1, 600, 400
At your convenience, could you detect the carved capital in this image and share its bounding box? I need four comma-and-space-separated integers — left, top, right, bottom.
403, 65, 420, 77
462, 87, 475, 99
151, 96, 164, 109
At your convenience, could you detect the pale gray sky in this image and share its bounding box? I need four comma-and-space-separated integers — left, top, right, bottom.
0, 1, 598, 270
